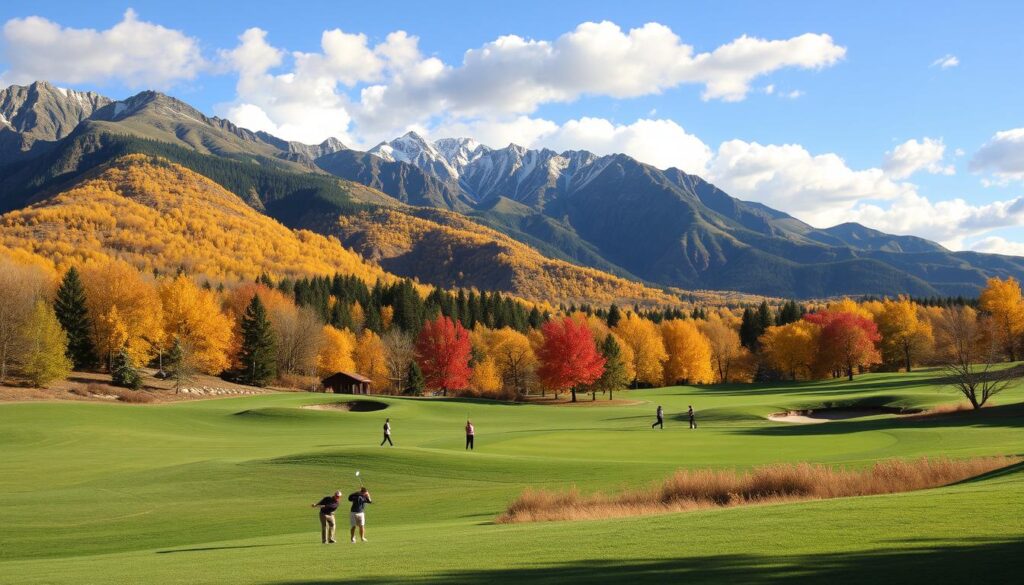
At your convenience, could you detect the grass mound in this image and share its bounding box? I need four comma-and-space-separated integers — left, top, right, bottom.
497, 456, 1021, 523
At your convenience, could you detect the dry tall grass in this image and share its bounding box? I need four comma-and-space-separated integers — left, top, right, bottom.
497, 456, 1019, 523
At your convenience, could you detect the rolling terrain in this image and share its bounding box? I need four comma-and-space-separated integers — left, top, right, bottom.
1, 369, 1022, 584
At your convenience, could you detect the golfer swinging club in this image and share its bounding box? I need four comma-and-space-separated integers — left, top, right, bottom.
465, 419, 475, 450
311, 490, 342, 544
348, 486, 372, 542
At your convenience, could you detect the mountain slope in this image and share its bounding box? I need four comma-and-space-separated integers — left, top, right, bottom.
0, 154, 395, 284
292, 205, 685, 306
0, 81, 111, 159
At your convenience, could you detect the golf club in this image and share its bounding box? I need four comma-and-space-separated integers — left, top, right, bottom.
355, 470, 364, 487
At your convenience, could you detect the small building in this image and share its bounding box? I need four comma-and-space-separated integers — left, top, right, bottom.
321, 372, 372, 394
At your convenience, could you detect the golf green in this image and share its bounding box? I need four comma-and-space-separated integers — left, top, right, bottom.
2, 367, 1022, 584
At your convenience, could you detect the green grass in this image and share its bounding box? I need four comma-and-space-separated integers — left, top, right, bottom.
1, 367, 1023, 584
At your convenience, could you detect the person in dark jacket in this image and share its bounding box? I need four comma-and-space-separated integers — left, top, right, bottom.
688, 405, 697, 430
311, 490, 342, 543
348, 487, 373, 542
652, 405, 664, 429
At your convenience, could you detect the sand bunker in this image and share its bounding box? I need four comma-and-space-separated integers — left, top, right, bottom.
303, 400, 388, 412
768, 407, 919, 424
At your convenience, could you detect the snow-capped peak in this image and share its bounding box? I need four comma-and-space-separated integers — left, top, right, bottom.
434, 137, 490, 173
369, 131, 460, 181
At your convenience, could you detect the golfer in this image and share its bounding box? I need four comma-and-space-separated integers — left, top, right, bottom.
381, 417, 393, 446
348, 487, 372, 542
465, 419, 475, 450
652, 405, 664, 429
311, 490, 342, 544
688, 405, 697, 429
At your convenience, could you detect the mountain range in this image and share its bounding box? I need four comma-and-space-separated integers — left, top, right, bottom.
2, 80, 1022, 301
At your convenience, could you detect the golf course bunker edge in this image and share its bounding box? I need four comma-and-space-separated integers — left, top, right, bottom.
302, 400, 389, 412
768, 405, 922, 424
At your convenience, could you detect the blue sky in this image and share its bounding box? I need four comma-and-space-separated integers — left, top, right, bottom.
2, 1, 1023, 252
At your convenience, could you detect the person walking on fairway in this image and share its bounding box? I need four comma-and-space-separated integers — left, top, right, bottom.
652, 405, 664, 429
465, 419, 475, 450
380, 418, 393, 446
688, 405, 697, 429
311, 490, 342, 543
348, 487, 372, 542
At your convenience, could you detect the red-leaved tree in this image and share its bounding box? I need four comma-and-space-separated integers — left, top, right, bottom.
537, 317, 606, 402
415, 316, 472, 395
804, 311, 881, 381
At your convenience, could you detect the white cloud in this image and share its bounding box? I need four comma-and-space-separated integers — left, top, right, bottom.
970, 128, 1024, 184
882, 137, 954, 179
931, 54, 959, 69
970, 236, 1024, 256
783, 89, 804, 99
542, 117, 712, 172
705, 140, 913, 226
217, 21, 845, 145
0, 9, 205, 88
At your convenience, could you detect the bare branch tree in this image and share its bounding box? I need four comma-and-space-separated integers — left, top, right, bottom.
937, 306, 1019, 409
382, 329, 415, 394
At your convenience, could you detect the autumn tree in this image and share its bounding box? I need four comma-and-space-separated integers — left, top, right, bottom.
81, 261, 163, 370
660, 319, 714, 385
271, 304, 324, 377
876, 296, 934, 372
415, 316, 472, 395
935, 306, 1018, 409
805, 311, 881, 380
316, 325, 357, 377
0, 258, 47, 383
17, 300, 72, 387
978, 276, 1024, 361
159, 275, 234, 374
699, 318, 746, 383
537, 317, 606, 402
382, 330, 416, 393
239, 295, 277, 387
613, 313, 667, 387
760, 321, 820, 380
54, 267, 96, 369
470, 357, 503, 397
355, 329, 390, 391
486, 328, 536, 397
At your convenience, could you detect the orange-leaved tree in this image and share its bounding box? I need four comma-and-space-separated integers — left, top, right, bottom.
805, 310, 881, 381
537, 316, 606, 402
415, 316, 472, 396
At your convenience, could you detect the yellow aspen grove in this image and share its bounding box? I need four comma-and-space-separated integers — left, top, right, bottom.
485, 327, 537, 395
660, 319, 714, 385
698, 317, 746, 383
350, 302, 366, 331
354, 329, 390, 391
17, 300, 72, 387
158, 275, 234, 374
761, 321, 821, 381
978, 277, 1024, 361
316, 325, 357, 377
81, 261, 163, 368
380, 306, 395, 331
876, 296, 934, 372
613, 313, 667, 386
470, 357, 503, 396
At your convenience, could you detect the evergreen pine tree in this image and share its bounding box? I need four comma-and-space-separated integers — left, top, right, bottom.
111, 349, 143, 390
606, 304, 622, 328
166, 336, 197, 393
53, 267, 96, 369
239, 295, 277, 387
757, 300, 774, 330
739, 308, 760, 350
595, 334, 628, 400
528, 307, 543, 329
406, 361, 425, 396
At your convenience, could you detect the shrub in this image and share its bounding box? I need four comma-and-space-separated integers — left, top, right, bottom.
115, 389, 155, 404
497, 456, 1020, 523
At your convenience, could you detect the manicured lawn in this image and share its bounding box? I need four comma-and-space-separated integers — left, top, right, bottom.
1, 367, 1022, 584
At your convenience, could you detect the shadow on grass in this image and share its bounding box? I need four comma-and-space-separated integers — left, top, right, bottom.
270, 538, 1024, 584
157, 543, 290, 554
740, 401, 1024, 437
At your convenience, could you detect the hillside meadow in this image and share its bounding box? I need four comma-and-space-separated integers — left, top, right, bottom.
1, 368, 1022, 584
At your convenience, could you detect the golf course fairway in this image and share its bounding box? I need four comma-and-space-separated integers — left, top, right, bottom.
2, 367, 1022, 584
